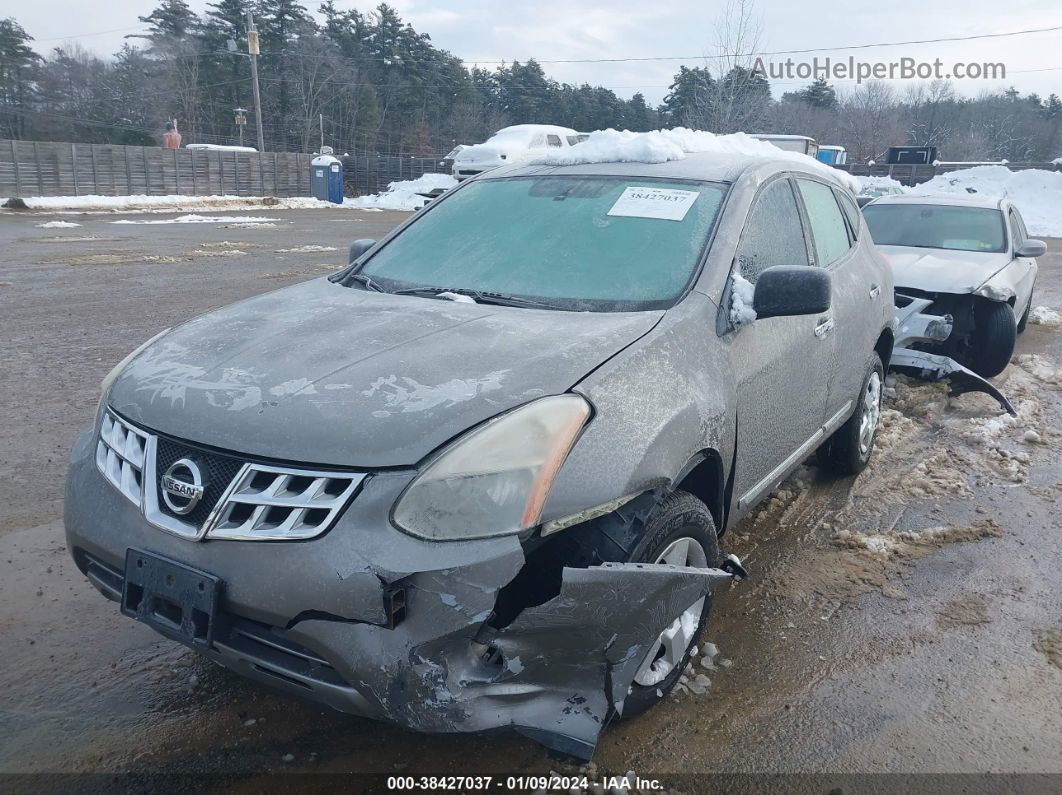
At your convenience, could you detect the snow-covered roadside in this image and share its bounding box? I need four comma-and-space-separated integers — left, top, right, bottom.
3, 173, 458, 215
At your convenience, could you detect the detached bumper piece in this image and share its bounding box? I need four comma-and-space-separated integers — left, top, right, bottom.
891, 348, 1017, 416
892, 295, 1016, 417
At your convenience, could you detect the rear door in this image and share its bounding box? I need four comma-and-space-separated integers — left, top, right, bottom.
728, 175, 832, 512
794, 178, 874, 424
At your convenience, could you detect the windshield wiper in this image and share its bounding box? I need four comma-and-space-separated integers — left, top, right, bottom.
345, 272, 385, 292
392, 286, 564, 310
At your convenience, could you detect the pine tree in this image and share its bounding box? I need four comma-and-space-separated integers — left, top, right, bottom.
0, 18, 41, 138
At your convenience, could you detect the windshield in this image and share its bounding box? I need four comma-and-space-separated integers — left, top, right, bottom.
863, 203, 1006, 253
355, 176, 728, 311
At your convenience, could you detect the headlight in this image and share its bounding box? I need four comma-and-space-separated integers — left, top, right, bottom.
393, 395, 591, 541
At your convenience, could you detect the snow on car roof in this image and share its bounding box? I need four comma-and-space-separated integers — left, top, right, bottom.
520, 128, 858, 191
492, 124, 579, 137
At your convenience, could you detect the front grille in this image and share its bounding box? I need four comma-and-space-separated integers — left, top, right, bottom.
96, 411, 149, 506
97, 409, 366, 542
154, 436, 245, 529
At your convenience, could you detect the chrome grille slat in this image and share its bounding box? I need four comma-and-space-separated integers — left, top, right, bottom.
95, 409, 364, 542
95, 411, 150, 507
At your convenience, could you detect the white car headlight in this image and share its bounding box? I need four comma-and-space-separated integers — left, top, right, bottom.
393, 395, 591, 541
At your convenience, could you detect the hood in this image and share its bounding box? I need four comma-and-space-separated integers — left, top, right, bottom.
880, 245, 1011, 294
109, 279, 660, 467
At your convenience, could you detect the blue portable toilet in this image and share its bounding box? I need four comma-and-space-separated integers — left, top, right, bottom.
816, 145, 847, 166
311, 154, 344, 204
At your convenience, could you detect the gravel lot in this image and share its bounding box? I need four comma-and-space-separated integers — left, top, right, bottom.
1, 206, 1059, 785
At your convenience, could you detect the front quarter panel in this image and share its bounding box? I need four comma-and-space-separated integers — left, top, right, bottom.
542, 293, 735, 524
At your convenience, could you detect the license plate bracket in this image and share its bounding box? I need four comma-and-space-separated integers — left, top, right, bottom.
121, 549, 220, 650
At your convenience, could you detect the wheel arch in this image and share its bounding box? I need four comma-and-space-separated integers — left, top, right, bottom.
874, 327, 894, 370
675, 449, 727, 536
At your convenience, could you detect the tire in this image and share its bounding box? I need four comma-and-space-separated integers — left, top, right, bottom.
969, 301, 1016, 378
560, 490, 720, 719
1017, 294, 1032, 335
820, 355, 884, 476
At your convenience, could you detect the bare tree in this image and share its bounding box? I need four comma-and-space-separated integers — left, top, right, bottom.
839, 81, 903, 160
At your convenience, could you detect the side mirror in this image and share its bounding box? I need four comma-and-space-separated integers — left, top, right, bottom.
348, 239, 376, 265
1016, 239, 1046, 258
752, 266, 832, 319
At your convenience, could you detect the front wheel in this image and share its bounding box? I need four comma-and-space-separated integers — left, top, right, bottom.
968, 301, 1016, 378
560, 490, 719, 718
821, 356, 884, 476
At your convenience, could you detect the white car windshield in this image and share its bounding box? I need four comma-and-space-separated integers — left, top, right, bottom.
355, 176, 729, 311
863, 203, 1006, 254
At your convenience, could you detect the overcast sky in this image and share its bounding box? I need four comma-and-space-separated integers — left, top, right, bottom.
13, 0, 1062, 105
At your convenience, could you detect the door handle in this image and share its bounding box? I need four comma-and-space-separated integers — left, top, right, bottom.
869, 284, 881, 299
814, 316, 835, 338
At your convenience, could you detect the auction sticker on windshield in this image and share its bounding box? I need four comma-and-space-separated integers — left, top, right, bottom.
607, 186, 700, 221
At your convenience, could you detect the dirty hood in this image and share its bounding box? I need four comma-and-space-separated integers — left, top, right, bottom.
880, 245, 1011, 294
108, 278, 659, 467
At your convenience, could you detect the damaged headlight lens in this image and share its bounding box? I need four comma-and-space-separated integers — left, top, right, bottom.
393, 394, 591, 540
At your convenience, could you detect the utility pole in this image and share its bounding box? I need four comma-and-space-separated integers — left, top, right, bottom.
319, 113, 324, 152
246, 10, 265, 153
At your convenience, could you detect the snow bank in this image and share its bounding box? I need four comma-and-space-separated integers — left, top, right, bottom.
909, 166, 1062, 237
111, 214, 281, 225
4, 173, 458, 215
528, 128, 860, 191
345, 173, 457, 211
856, 175, 905, 191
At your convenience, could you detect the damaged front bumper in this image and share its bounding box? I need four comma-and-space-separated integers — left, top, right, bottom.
65, 428, 740, 759
893, 295, 1017, 416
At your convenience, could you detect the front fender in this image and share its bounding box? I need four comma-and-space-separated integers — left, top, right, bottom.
542, 295, 735, 525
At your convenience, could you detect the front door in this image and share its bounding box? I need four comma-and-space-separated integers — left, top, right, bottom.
728, 176, 832, 511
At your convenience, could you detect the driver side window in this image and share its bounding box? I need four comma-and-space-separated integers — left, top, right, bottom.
735, 179, 810, 283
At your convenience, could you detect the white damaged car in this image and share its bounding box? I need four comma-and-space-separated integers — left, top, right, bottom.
862, 195, 1044, 377
452, 124, 581, 181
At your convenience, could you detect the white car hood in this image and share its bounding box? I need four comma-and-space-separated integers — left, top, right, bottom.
879, 245, 1011, 294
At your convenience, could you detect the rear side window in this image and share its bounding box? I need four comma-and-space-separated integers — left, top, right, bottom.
834, 188, 861, 241
735, 178, 810, 282
546, 134, 563, 147
1008, 209, 1026, 249
797, 179, 852, 266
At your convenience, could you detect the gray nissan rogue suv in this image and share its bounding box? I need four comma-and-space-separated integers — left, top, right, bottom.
65, 151, 894, 759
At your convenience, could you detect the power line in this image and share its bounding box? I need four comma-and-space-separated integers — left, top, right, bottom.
461, 23, 1062, 65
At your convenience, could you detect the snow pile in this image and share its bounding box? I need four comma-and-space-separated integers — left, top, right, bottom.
345, 173, 457, 211
729, 272, 757, 325
528, 128, 859, 191
13, 193, 278, 212
111, 214, 281, 225
908, 166, 1062, 237
36, 220, 81, 228
1029, 306, 1061, 326
3, 174, 456, 215
856, 175, 905, 192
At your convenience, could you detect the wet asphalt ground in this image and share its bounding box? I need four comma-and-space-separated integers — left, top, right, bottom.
0, 206, 1059, 789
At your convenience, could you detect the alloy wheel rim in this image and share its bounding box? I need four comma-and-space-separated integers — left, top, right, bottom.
633, 535, 709, 688
858, 371, 882, 457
